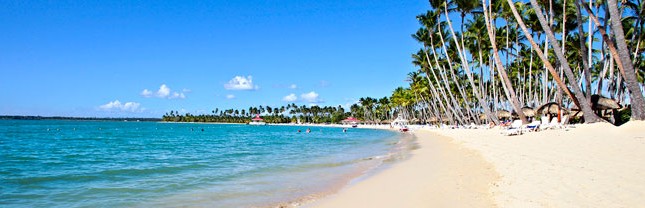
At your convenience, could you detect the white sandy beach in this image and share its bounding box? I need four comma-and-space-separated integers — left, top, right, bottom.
306, 129, 499, 208
305, 121, 645, 208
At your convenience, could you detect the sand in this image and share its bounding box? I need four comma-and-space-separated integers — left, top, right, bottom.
306, 130, 499, 208
305, 121, 645, 208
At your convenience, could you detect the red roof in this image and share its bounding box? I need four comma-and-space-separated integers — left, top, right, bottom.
342, 117, 360, 122
252, 114, 263, 121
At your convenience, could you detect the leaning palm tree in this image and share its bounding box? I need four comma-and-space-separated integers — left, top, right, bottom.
605, 0, 645, 120
525, 0, 604, 123
482, 0, 529, 124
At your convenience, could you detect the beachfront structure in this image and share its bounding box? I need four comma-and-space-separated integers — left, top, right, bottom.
249, 114, 266, 125
341, 117, 361, 127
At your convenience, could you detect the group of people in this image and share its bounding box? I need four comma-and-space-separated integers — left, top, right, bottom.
297, 128, 312, 133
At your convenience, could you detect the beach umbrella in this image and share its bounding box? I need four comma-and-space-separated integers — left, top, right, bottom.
380, 119, 392, 124
537, 102, 569, 115
570, 109, 584, 118
591, 94, 621, 110
392, 115, 409, 125
496, 110, 511, 118
521, 107, 536, 117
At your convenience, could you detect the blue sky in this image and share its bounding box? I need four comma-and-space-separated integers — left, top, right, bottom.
0, 0, 429, 117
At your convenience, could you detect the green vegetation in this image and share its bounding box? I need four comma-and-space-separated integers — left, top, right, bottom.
162, 104, 353, 124
167, 0, 645, 126
399, 0, 645, 125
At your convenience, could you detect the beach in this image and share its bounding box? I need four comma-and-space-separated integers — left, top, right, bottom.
305, 121, 645, 207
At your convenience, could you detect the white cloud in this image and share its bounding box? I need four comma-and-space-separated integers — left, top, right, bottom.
170, 92, 186, 99
141, 84, 187, 99
141, 89, 153, 98
99, 100, 142, 112
283, 93, 297, 102
226, 94, 235, 99
224, 76, 258, 90
289, 84, 297, 89
157, 84, 171, 98
301, 91, 323, 103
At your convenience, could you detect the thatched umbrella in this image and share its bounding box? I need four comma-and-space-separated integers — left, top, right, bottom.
496, 110, 511, 118
591, 94, 621, 110
521, 106, 536, 117
570, 109, 584, 118
537, 102, 569, 115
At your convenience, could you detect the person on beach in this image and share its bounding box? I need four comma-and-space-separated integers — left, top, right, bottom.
298, 129, 301, 133
306, 128, 311, 133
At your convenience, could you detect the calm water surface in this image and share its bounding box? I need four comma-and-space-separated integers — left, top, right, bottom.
0, 120, 405, 207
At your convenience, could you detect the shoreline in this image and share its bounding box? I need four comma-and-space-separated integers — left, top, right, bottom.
265, 131, 417, 208
302, 129, 499, 208
297, 121, 645, 207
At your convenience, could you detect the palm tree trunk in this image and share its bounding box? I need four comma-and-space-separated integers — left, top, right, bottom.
421, 90, 441, 124
529, 47, 534, 106
597, 55, 609, 94
574, 0, 593, 101
433, 26, 472, 124
424, 48, 462, 124
421, 49, 454, 124
541, 33, 549, 105
443, 5, 499, 124
527, 0, 602, 123
606, 0, 645, 120
482, 0, 529, 124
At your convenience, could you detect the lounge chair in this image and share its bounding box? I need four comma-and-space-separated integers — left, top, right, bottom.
553, 115, 570, 129
539, 116, 550, 130
543, 117, 561, 130
523, 121, 541, 132
504, 120, 524, 136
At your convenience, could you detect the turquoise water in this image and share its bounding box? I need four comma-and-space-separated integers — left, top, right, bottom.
0, 120, 404, 207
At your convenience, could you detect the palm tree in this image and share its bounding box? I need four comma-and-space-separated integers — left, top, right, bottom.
606, 0, 645, 120
482, 0, 529, 124
526, 0, 603, 123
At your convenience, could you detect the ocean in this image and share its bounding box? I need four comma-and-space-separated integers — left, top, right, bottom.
0, 120, 410, 207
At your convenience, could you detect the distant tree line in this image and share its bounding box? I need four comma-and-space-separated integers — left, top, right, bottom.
163, 101, 412, 124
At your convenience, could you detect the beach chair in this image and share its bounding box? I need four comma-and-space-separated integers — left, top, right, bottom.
503, 120, 524, 136
523, 121, 541, 132
539, 116, 550, 130
544, 117, 559, 130
553, 115, 570, 129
